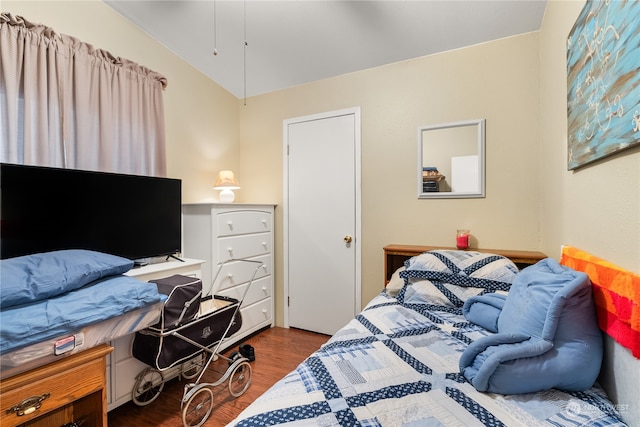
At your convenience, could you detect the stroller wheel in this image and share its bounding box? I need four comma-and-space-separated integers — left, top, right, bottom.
182, 387, 213, 427
228, 350, 241, 365
132, 368, 165, 406
182, 352, 205, 380
229, 361, 252, 397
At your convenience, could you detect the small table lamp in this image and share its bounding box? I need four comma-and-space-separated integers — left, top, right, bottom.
214, 170, 240, 203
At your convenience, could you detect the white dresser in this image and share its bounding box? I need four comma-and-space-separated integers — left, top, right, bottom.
182, 203, 275, 348
107, 258, 204, 411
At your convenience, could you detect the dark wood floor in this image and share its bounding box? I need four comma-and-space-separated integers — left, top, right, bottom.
108, 327, 329, 427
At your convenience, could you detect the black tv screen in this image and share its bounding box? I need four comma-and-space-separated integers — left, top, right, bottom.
0, 163, 182, 261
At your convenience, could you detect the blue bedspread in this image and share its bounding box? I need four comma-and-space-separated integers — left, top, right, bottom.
228, 293, 627, 427
0, 275, 164, 353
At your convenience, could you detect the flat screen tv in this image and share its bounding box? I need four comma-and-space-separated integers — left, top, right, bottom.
0, 163, 182, 261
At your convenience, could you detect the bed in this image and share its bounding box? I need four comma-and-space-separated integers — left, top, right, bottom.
228, 247, 630, 427
0, 249, 166, 379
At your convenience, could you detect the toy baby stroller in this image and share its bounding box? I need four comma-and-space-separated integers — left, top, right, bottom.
131, 259, 263, 427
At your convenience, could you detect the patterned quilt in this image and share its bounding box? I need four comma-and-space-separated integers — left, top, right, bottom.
228, 293, 627, 426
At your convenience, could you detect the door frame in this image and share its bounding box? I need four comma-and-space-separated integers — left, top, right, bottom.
283, 107, 362, 329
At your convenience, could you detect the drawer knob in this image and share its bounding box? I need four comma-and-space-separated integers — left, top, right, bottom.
227, 221, 233, 229
7, 393, 50, 417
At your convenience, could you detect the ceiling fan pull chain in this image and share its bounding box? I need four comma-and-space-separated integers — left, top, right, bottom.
213, 0, 218, 55
243, 0, 248, 105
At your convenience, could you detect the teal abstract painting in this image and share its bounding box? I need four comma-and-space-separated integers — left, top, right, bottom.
567, 0, 640, 170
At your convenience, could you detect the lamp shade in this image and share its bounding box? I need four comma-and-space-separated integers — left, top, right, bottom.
213, 170, 240, 190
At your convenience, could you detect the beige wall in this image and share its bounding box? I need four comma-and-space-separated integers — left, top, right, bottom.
4, 0, 241, 203
241, 5, 639, 421
4, 1, 637, 423
538, 1, 639, 425
539, 0, 640, 272
240, 33, 541, 323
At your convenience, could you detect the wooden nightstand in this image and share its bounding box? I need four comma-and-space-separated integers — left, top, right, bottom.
383, 244, 546, 285
1, 344, 112, 427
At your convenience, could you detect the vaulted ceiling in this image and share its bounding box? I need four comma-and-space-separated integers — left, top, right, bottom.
105, 1, 547, 98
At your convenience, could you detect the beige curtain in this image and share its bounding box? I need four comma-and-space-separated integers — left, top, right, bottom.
0, 13, 167, 176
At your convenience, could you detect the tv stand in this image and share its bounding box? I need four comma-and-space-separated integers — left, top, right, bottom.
133, 254, 184, 268
166, 253, 185, 262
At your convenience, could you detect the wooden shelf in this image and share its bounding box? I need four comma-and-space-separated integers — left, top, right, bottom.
383, 244, 546, 284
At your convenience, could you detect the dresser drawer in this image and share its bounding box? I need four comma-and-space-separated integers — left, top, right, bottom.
237, 298, 272, 336
217, 210, 272, 237
112, 334, 138, 365
217, 233, 271, 263
210, 254, 271, 294
182, 204, 274, 362
0, 345, 111, 427
217, 276, 272, 307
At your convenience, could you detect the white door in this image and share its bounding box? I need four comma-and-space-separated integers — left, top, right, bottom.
284, 108, 361, 335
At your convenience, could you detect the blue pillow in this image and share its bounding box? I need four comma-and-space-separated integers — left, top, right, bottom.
1, 249, 134, 308
0, 274, 165, 353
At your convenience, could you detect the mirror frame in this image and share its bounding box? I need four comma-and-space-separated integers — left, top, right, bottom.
417, 118, 485, 199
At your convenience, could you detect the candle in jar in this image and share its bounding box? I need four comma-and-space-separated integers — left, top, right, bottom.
456, 230, 470, 249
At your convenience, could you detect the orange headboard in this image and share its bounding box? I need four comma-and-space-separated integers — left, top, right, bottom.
560, 245, 640, 358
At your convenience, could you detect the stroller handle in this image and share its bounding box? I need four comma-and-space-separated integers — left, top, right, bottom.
207, 258, 265, 305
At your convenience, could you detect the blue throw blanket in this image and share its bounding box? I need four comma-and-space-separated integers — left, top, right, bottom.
459, 258, 603, 394
462, 293, 506, 332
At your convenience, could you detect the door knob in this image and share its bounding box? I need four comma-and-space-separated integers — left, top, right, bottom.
344, 235, 353, 244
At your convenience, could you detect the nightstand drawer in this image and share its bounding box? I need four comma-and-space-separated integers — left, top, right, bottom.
0, 345, 111, 427
217, 233, 271, 262
217, 210, 272, 237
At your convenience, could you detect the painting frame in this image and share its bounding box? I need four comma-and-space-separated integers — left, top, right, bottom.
566, 0, 640, 170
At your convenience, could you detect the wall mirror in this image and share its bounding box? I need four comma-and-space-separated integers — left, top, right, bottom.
418, 119, 485, 199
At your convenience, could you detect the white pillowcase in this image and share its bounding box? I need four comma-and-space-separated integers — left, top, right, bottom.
397, 250, 519, 307
386, 266, 405, 297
